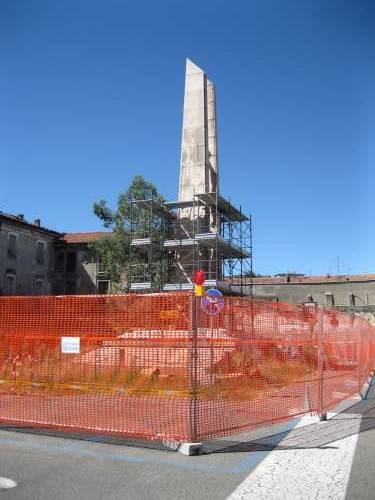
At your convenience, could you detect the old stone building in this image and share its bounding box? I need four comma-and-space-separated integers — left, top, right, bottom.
0, 212, 62, 295
247, 274, 375, 313
0, 212, 111, 295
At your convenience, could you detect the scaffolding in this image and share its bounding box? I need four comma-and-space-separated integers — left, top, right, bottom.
127, 193, 253, 296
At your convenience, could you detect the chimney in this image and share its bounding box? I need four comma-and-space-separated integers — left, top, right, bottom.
34, 218, 41, 227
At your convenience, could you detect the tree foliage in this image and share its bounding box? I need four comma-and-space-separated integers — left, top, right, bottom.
90, 175, 166, 289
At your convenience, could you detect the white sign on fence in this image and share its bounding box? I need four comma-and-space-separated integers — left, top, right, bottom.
61, 336, 80, 354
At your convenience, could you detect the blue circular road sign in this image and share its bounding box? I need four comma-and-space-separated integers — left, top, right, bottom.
201, 289, 224, 316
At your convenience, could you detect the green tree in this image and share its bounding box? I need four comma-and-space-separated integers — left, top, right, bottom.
90, 175, 166, 290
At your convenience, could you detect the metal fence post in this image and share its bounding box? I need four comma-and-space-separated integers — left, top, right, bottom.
357, 314, 363, 398
189, 292, 198, 443
318, 307, 327, 421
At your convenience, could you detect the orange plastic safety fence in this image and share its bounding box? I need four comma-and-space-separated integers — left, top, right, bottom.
0, 293, 374, 442
194, 298, 375, 440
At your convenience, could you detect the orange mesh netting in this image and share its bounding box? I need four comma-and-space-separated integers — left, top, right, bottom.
0, 293, 374, 442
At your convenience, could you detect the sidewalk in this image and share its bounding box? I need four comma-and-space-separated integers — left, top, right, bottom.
226, 381, 375, 499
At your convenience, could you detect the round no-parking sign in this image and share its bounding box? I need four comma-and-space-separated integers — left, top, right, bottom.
201, 289, 224, 316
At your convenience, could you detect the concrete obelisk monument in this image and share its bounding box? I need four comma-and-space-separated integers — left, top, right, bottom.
178, 59, 219, 225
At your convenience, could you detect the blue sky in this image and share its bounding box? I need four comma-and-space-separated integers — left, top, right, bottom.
1, 0, 374, 275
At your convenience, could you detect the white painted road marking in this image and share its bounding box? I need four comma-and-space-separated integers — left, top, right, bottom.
0, 477, 17, 489
228, 415, 361, 500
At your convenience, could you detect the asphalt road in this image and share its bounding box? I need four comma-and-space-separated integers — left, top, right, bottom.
0, 419, 302, 500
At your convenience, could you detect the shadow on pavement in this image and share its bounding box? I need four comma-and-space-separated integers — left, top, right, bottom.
0, 425, 178, 451
205, 382, 375, 454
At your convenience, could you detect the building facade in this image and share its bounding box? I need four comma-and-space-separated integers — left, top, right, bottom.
0, 213, 62, 296
247, 274, 375, 313
0, 212, 111, 296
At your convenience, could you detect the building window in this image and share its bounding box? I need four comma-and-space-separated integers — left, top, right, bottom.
349, 294, 356, 308
34, 279, 44, 295
81, 250, 90, 263
325, 293, 334, 308
36, 241, 45, 265
98, 280, 110, 294
5, 273, 16, 295
55, 252, 65, 272
66, 252, 77, 273
8, 234, 17, 259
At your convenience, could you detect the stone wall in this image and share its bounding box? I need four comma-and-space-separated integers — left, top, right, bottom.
241, 276, 375, 312
0, 218, 57, 295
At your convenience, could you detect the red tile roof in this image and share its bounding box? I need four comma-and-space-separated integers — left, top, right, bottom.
63, 232, 112, 244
